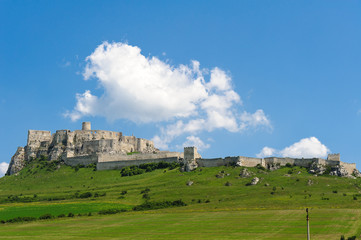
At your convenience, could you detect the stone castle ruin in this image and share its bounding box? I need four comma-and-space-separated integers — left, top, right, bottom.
6, 122, 360, 177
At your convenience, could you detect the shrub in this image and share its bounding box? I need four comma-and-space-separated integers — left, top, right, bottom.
285, 163, 292, 168
67, 213, 74, 217
142, 193, 150, 200
333, 190, 338, 194
78, 192, 92, 198
5, 216, 36, 223
225, 181, 232, 186
98, 209, 126, 215
140, 188, 150, 194
133, 200, 186, 211
120, 162, 180, 177
121, 190, 127, 195
39, 213, 54, 220
256, 164, 266, 171
58, 214, 66, 218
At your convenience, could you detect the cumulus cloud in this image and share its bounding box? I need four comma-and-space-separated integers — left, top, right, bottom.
256, 147, 277, 158
256, 137, 330, 159
180, 136, 210, 151
0, 162, 9, 177
67, 42, 272, 149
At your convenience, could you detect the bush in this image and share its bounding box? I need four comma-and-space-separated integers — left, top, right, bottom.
5, 216, 36, 223
133, 200, 187, 211
121, 190, 127, 195
98, 209, 127, 215
68, 213, 74, 217
333, 190, 338, 194
225, 181, 232, 186
140, 188, 150, 194
78, 192, 92, 198
256, 164, 266, 171
142, 193, 150, 200
39, 213, 54, 220
120, 162, 180, 177
58, 214, 66, 218
285, 163, 292, 168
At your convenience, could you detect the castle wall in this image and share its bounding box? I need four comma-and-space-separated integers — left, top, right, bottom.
197, 158, 223, 167
328, 153, 340, 161
64, 154, 98, 166
97, 152, 181, 162
264, 157, 316, 168
97, 157, 180, 170
27, 130, 52, 147
340, 161, 356, 174
237, 156, 264, 167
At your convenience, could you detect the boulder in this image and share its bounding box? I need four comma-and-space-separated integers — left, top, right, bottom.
240, 168, 252, 178
251, 177, 259, 185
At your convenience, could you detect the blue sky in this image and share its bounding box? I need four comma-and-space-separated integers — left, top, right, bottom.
1, 1, 361, 175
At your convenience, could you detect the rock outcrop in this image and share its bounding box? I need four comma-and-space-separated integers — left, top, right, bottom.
6, 147, 25, 175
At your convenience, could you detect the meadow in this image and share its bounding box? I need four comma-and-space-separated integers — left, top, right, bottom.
0, 160, 360, 239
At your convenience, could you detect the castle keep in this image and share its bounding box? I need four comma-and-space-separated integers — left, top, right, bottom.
6, 123, 359, 177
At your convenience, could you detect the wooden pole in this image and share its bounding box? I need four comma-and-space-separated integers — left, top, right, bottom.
306, 208, 310, 240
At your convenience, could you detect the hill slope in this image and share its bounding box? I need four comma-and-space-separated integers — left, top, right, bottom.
0, 160, 361, 239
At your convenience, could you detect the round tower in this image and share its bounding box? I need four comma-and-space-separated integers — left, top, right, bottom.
82, 122, 91, 131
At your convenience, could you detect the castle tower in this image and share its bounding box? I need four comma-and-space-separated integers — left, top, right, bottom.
82, 122, 91, 131
183, 147, 201, 171
327, 153, 340, 162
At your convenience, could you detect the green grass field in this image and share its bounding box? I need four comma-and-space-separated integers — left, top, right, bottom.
0, 161, 361, 239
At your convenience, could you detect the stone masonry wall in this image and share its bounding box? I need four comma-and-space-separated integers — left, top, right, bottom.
97, 157, 180, 170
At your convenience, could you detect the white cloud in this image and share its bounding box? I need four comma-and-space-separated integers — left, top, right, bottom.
239, 110, 272, 131
181, 136, 210, 151
67, 42, 272, 149
0, 162, 9, 177
256, 137, 330, 159
256, 147, 277, 158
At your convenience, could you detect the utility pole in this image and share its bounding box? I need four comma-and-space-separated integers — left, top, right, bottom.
306, 208, 310, 240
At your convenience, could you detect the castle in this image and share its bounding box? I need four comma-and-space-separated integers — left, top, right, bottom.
6, 122, 358, 177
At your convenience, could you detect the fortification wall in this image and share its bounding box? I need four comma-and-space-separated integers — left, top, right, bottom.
73, 130, 121, 143
97, 157, 179, 170
197, 157, 237, 167
27, 130, 52, 147
98, 152, 180, 162
340, 161, 356, 174
328, 153, 340, 161
264, 157, 316, 168
64, 154, 98, 166
238, 156, 264, 167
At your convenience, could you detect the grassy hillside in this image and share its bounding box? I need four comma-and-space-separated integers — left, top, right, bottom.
0, 160, 361, 239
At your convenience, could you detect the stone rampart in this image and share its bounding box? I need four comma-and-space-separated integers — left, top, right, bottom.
27, 130, 52, 146
238, 156, 264, 167
340, 161, 356, 174
97, 157, 180, 170
97, 152, 181, 162
64, 154, 98, 166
